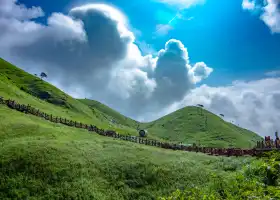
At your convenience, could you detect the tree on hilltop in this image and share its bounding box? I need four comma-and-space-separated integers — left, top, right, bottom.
40, 72, 47, 80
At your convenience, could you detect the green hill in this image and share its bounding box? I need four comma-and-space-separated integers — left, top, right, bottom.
141, 106, 261, 148
0, 105, 255, 200
0, 58, 138, 135
0, 57, 261, 147
78, 98, 139, 129
0, 58, 279, 199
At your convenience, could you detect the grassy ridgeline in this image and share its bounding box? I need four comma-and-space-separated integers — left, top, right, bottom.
0, 58, 278, 199
0, 58, 138, 135
141, 106, 262, 148
0, 57, 262, 148
0, 105, 254, 200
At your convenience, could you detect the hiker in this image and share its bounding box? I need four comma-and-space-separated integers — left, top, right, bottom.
276, 137, 280, 148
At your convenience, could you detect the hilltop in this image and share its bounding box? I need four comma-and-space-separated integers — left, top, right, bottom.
0, 57, 262, 147
141, 106, 261, 148
0, 58, 138, 135
0, 57, 279, 200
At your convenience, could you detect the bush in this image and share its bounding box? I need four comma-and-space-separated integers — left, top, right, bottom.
159, 152, 280, 200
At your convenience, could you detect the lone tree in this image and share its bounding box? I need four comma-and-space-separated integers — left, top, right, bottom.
40, 72, 47, 80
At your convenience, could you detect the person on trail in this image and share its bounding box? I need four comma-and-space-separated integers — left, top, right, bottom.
276, 137, 280, 148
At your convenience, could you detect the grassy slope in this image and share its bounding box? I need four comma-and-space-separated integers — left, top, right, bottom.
0, 105, 254, 200
141, 106, 262, 148
78, 98, 139, 129
0, 58, 262, 147
0, 58, 273, 199
0, 58, 138, 135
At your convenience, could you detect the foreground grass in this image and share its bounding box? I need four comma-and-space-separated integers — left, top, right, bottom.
0, 105, 255, 200
160, 151, 280, 200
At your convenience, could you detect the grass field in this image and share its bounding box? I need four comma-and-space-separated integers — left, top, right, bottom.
141, 106, 261, 148
0, 58, 139, 135
0, 105, 255, 200
0, 58, 262, 148
0, 58, 279, 199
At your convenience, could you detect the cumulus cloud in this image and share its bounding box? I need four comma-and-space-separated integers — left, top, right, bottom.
0, 1, 212, 120
242, 0, 256, 10
261, 0, 280, 33
2, 0, 279, 138
159, 78, 280, 137
242, 0, 280, 33
190, 62, 213, 83
0, 0, 44, 20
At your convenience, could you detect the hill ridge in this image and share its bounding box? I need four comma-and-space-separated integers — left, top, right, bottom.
1, 97, 263, 157
0, 57, 262, 147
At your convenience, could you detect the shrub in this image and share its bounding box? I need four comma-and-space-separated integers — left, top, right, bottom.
159, 152, 280, 200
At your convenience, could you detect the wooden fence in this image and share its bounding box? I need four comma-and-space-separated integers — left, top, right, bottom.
0, 97, 278, 157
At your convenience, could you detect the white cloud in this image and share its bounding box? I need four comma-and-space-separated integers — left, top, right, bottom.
261, 0, 280, 33
242, 0, 280, 33
158, 78, 280, 137
0, 1, 212, 121
0, 0, 44, 20
190, 62, 213, 83
242, 0, 256, 10
47, 13, 87, 41
2, 0, 279, 138
155, 24, 173, 35
156, 0, 205, 9
265, 70, 280, 77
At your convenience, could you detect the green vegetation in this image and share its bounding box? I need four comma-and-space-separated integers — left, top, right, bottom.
0, 105, 255, 200
78, 98, 138, 129
141, 106, 261, 148
160, 151, 280, 200
0, 58, 277, 199
0, 58, 138, 135
0, 57, 262, 147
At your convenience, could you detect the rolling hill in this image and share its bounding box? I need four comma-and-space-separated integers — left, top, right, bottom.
78, 98, 139, 129
0, 105, 258, 200
0, 58, 138, 135
0, 57, 262, 147
141, 106, 261, 148
0, 57, 279, 200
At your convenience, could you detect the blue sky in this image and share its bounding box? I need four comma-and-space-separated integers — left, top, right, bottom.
19, 0, 280, 86
1, 0, 280, 136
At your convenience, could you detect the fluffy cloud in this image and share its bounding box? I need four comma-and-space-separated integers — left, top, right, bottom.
158, 78, 280, 137
0, 1, 211, 120
261, 0, 280, 33
0, 0, 44, 20
1, 0, 279, 138
242, 0, 280, 33
242, 0, 256, 10
190, 62, 213, 83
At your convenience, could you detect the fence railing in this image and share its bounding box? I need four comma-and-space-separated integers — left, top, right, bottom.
0, 97, 278, 157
